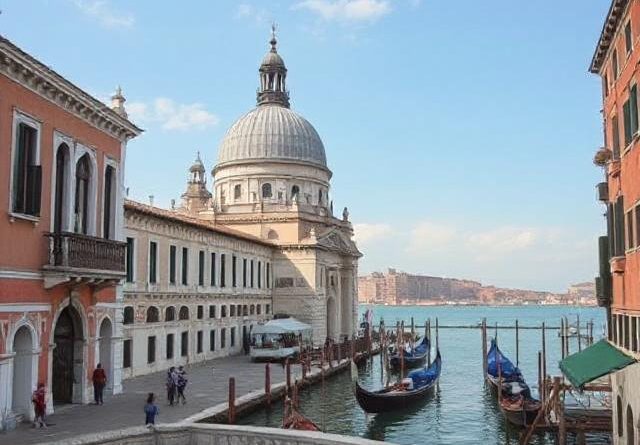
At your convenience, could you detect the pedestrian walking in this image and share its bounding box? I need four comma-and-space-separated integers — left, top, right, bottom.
176, 365, 188, 405
144, 393, 158, 426
31, 383, 47, 428
92, 363, 107, 405
166, 367, 177, 406
243, 331, 250, 355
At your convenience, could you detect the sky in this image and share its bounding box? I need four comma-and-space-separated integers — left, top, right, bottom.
0, 0, 611, 292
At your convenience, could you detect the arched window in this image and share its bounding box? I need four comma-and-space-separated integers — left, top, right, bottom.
618, 396, 624, 437
103, 165, 116, 239
234, 184, 242, 200
74, 154, 91, 234
243, 305, 248, 316
123, 306, 134, 325
54, 144, 69, 233
318, 189, 323, 205
257, 304, 262, 315
221, 305, 227, 318
628, 405, 635, 445
146, 306, 159, 323
250, 304, 255, 315
165, 306, 176, 322
262, 183, 272, 198
291, 185, 300, 200
179, 306, 189, 320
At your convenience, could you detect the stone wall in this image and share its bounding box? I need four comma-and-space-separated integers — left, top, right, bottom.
39, 423, 393, 445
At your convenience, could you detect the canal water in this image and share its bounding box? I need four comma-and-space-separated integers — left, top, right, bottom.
238, 304, 609, 445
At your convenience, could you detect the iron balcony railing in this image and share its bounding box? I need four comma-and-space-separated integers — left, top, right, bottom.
46, 231, 126, 273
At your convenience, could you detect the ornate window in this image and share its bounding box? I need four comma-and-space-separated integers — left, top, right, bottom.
627, 405, 635, 445
165, 306, 176, 322
291, 185, 299, 200
123, 306, 134, 325
262, 183, 272, 198
234, 184, 242, 200
103, 165, 116, 239
74, 154, 91, 234
146, 306, 159, 323
179, 306, 189, 320
53, 144, 70, 231
11, 116, 41, 217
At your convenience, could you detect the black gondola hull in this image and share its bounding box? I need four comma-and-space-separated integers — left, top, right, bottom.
356, 352, 441, 414
389, 354, 427, 369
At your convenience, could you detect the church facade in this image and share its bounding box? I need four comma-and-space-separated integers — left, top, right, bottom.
121, 29, 361, 372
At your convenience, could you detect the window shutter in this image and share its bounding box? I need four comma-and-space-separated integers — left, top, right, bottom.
615, 196, 625, 256
26, 165, 42, 216
623, 100, 632, 146
631, 85, 639, 134
613, 116, 621, 159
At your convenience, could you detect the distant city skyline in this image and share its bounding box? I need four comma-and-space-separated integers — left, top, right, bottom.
0, 0, 610, 292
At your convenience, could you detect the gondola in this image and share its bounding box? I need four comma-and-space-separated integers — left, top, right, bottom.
389, 336, 429, 369
355, 350, 441, 414
485, 339, 541, 427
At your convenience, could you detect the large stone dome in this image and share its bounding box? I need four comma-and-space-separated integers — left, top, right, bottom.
216, 104, 327, 168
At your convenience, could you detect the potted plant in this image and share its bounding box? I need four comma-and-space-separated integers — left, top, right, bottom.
593, 147, 611, 167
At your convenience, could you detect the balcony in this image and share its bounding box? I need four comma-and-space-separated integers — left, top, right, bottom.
610, 256, 626, 275
607, 159, 621, 177
596, 182, 609, 202
43, 231, 126, 289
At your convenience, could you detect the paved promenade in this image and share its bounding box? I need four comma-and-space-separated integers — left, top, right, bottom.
0, 355, 302, 445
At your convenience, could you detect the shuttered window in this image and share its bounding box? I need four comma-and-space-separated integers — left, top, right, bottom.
623, 99, 633, 147
631, 85, 639, 135
220, 254, 226, 287
198, 250, 205, 286
626, 210, 634, 250
169, 245, 177, 284
613, 49, 619, 79
625, 21, 633, 54
12, 123, 41, 216
615, 196, 625, 256
612, 115, 621, 159
149, 241, 158, 283
182, 247, 189, 285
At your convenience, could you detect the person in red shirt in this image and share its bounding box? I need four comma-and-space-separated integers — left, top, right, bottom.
31, 383, 47, 428
92, 363, 107, 405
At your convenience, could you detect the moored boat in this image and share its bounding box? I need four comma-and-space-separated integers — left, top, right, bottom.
485, 339, 541, 427
389, 336, 429, 369
356, 350, 441, 414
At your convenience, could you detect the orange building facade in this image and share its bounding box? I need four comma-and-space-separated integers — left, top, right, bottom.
592, 1, 640, 443
0, 35, 140, 428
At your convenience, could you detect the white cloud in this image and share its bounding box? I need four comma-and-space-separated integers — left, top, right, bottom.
466, 227, 537, 252
293, 0, 392, 23
70, 0, 135, 28
235, 3, 268, 25
127, 98, 219, 131
353, 223, 392, 244
407, 221, 456, 252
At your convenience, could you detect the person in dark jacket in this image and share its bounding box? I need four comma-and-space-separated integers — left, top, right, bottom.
144, 393, 158, 426
176, 365, 188, 405
92, 363, 107, 405
166, 367, 177, 406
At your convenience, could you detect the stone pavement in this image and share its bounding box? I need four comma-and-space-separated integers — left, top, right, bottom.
0, 355, 302, 445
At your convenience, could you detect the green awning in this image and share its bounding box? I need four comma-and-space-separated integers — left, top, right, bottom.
559, 339, 636, 388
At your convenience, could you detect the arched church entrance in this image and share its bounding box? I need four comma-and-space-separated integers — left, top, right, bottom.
326, 297, 337, 341
12, 326, 34, 417
53, 306, 84, 404
98, 318, 112, 392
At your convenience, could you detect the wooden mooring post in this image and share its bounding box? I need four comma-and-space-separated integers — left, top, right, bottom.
435, 317, 439, 350
426, 318, 431, 365
541, 322, 547, 406
481, 318, 487, 379
285, 359, 291, 395
515, 319, 519, 367
228, 377, 236, 424
265, 364, 271, 406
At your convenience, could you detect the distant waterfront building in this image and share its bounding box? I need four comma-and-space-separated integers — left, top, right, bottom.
358, 269, 594, 305
591, 1, 640, 443
0, 35, 141, 427
122, 197, 274, 378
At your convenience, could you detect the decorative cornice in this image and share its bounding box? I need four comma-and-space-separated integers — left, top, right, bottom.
590, 0, 629, 74
0, 35, 143, 141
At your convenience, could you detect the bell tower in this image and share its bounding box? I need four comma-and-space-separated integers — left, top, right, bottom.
179, 152, 212, 214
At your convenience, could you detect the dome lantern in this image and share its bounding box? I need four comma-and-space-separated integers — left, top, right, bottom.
257, 25, 290, 108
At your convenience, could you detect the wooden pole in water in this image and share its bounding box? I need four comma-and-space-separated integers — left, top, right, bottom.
286, 359, 291, 396
560, 317, 565, 360
577, 314, 582, 352
537, 351, 542, 402
541, 322, 547, 406
426, 319, 431, 366
564, 316, 570, 357
321, 350, 326, 432
400, 320, 405, 378
515, 319, 520, 368
228, 377, 236, 424
265, 364, 271, 406
556, 375, 566, 445
481, 318, 487, 380
435, 317, 439, 351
